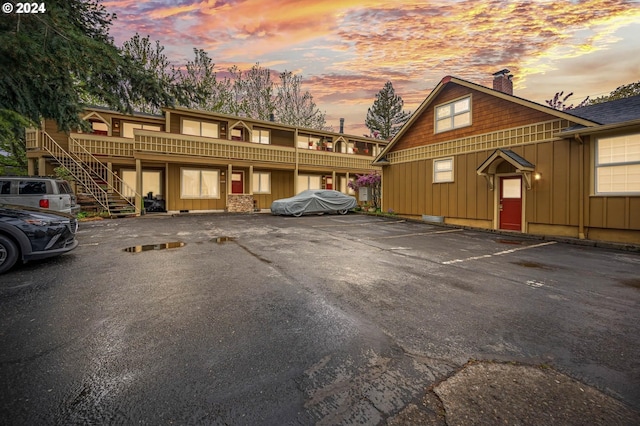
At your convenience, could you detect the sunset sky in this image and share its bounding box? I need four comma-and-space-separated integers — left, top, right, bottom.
103, 0, 640, 135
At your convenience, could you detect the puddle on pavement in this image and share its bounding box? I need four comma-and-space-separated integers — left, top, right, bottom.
212, 236, 236, 244
618, 278, 640, 289
511, 260, 547, 268
123, 242, 185, 253
495, 239, 525, 245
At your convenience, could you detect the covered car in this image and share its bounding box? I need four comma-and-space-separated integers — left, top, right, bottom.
270, 190, 357, 217
0, 204, 79, 274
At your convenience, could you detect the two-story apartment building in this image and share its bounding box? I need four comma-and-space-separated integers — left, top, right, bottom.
25, 106, 387, 216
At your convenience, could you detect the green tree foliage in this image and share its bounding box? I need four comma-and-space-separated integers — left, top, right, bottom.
0, 110, 32, 175
0, 2, 176, 130
120, 33, 184, 114
589, 81, 640, 105
1, 0, 115, 130
181, 48, 229, 112
365, 81, 411, 140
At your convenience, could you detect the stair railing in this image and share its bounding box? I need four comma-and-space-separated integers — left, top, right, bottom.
67, 135, 140, 214
40, 132, 113, 213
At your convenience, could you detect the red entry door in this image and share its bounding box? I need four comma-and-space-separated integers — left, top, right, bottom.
231, 172, 244, 194
325, 176, 333, 190
500, 176, 522, 231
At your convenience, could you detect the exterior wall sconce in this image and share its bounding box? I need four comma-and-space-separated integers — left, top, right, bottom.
534, 172, 542, 180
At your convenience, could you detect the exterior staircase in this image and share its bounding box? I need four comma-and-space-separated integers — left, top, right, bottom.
40, 131, 141, 217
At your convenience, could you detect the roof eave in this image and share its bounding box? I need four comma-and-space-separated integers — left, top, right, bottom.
557, 118, 640, 138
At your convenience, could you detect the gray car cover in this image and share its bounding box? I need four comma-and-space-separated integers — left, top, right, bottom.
270, 190, 357, 216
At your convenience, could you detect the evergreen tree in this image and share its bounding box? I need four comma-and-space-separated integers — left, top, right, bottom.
181, 49, 228, 112
365, 81, 411, 140
120, 33, 185, 114
0, 1, 175, 131
0, 110, 31, 175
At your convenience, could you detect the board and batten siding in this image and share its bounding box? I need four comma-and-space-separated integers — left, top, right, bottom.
166, 163, 226, 212
252, 170, 294, 210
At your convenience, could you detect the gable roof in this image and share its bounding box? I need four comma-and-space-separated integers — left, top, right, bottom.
563, 94, 640, 125
374, 75, 598, 163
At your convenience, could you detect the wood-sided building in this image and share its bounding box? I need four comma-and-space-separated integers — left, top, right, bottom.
374, 72, 640, 245
26, 106, 386, 215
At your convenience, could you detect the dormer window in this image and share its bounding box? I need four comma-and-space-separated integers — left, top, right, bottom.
435, 96, 471, 133
231, 128, 244, 141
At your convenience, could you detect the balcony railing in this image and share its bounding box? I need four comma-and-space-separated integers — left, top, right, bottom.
33, 130, 380, 171
134, 130, 380, 171
70, 133, 134, 157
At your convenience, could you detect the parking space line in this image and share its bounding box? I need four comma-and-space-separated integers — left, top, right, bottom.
442, 241, 557, 264
370, 229, 464, 240
314, 220, 407, 227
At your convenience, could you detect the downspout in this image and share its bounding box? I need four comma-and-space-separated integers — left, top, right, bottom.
294, 129, 299, 194
576, 135, 585, 239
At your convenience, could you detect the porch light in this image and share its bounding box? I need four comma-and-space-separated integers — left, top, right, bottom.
534, 172, 542, 180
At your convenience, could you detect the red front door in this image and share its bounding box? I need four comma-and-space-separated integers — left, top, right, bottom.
500, 176, 522, 231
231, 172, 244, 194
325, 176, 333, 190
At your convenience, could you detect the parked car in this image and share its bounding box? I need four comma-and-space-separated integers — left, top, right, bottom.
0, 176, 80, 215
270, 190, 357, 217
0, 204, 79, 274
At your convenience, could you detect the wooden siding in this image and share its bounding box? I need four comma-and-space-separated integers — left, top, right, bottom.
252, 170, 294, 210
166, 164, 226, 212
393, 84, 560, 152
44, 120, 69, 151
384, 140, 583, 227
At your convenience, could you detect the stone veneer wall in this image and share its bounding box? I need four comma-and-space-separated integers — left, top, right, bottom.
227, 194, 255, 213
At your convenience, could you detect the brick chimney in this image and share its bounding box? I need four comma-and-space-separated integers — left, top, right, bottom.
492, 69, 513, 95
339, 118, 344, 134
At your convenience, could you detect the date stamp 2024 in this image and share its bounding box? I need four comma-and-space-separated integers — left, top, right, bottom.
3, 2, 46, 14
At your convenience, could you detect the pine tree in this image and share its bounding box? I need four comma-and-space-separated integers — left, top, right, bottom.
365, 81, 411, 140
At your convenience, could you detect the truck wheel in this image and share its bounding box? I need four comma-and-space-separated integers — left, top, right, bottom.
0, 235, 19, 274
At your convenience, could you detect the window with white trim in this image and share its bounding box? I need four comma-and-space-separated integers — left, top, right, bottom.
252, 172, 271, 194
433, 157, 454, 183
595, 133, 640, 194
182, 119, 219, 138
251, 128, 270, 144
296, 175, 322, 193
180, 168, 220, 199
435, 96, 471, 133
121, 170, 162, 198
122, 122, 161, 139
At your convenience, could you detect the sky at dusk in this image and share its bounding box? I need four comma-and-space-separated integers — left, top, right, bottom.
103, 0, 640, 135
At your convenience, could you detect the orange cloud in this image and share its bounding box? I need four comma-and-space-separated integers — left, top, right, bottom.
104, 0, 639, 132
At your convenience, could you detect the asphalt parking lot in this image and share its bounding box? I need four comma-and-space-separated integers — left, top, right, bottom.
1, 213, 639, 424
